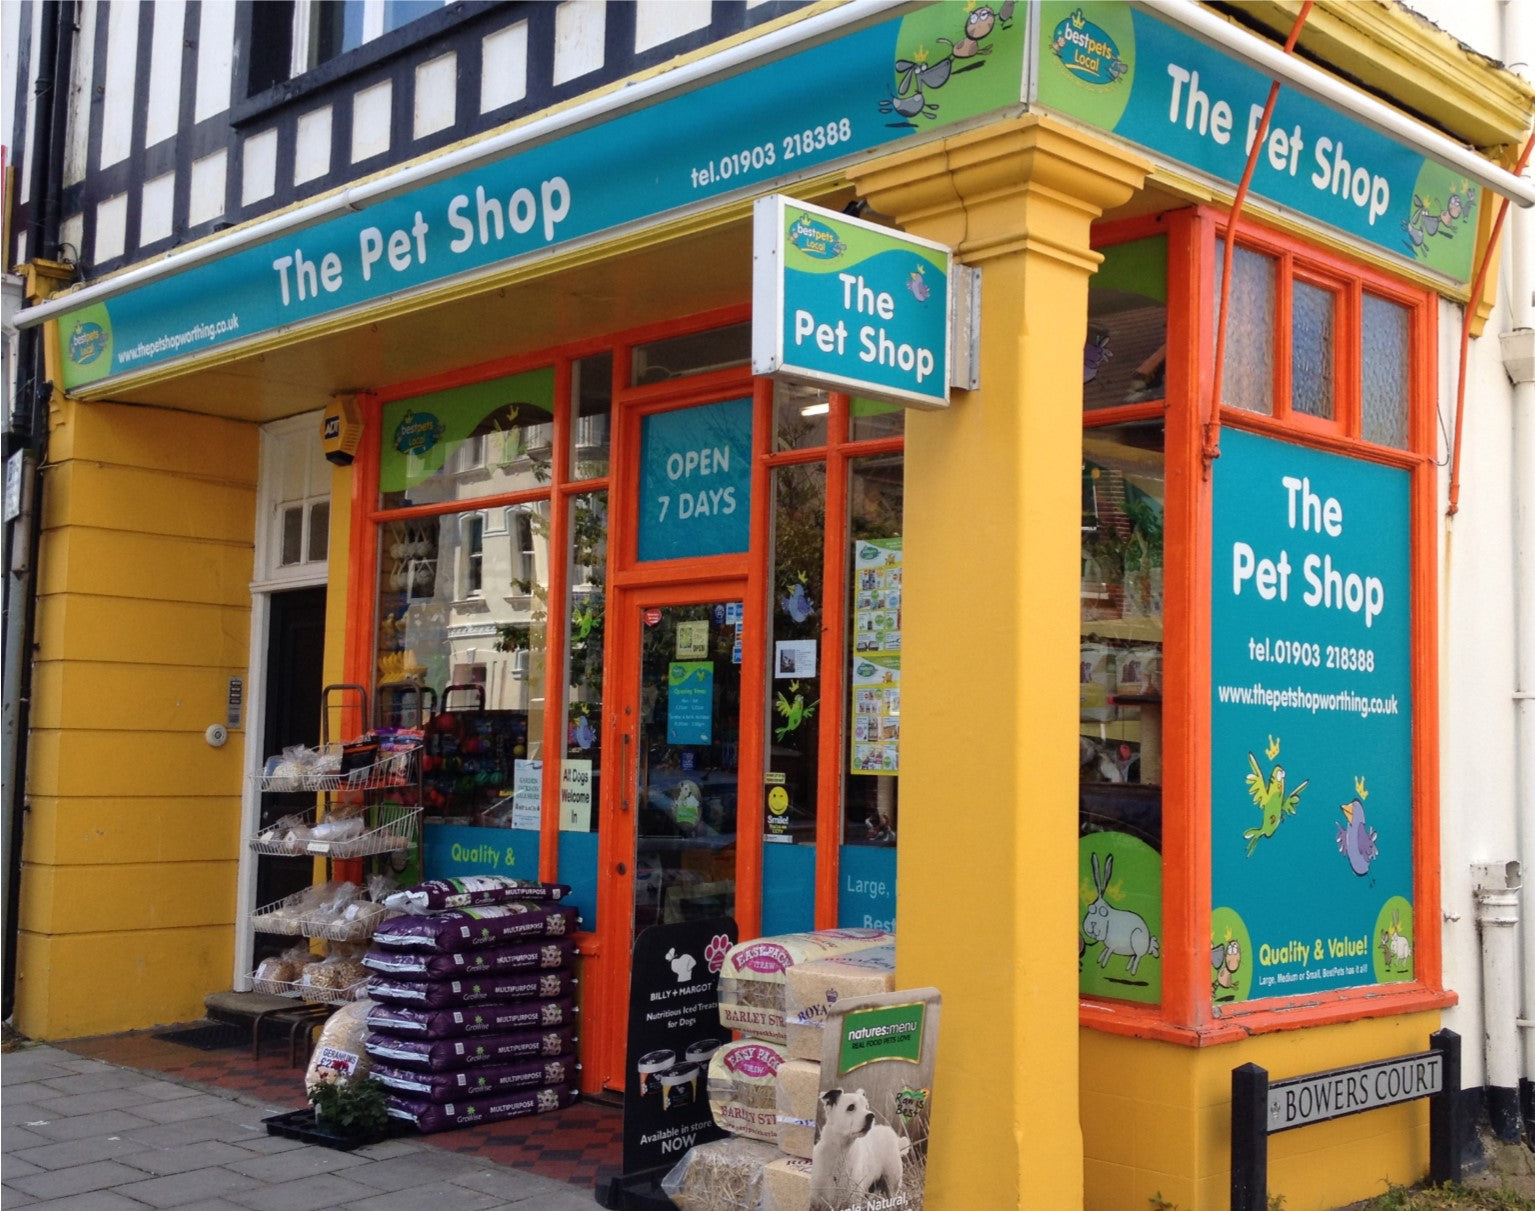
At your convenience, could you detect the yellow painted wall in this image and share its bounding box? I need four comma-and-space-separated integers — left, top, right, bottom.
16, 396, 258, 1038
1081, 1012, 1441, 1211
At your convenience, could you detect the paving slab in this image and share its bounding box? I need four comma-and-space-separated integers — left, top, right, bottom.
29, 1086, 162, 1117
6, 1157, 154, 1201
23, 1107, 157, 1141
114, 1165, 268, 1208
339, 1178, 504, 1211
36, 1069, 151, 1096
1, 1053, 81, 1084
122, 1115, 281, 1149
121, 1139, 264, 1176
1, 1127, 53, 1151
222, 1145, 367, 1183
224, 1171, 386, 1211
134, 1093, 267, 1125
30, 1190, 157, 1210
450, 1162, 606, 1204
130, 1078, 205, 1101
11, 1133, 146, 1170
0, 1184, 38, 1207
342, 1146, 500, 1191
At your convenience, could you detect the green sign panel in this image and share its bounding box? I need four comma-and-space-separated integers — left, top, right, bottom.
838, 1000, 926, 1071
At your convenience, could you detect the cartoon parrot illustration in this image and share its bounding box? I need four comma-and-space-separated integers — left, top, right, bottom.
571, 711, 597, 751
1243, 738, 1307, 857
774, 681, 817, 742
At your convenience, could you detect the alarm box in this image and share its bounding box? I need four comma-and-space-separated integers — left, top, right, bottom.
322, 395, 364, 466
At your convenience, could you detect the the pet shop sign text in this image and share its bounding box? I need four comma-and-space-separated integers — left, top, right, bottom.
1035, 3, 1481, 282
752, 196, 977, 411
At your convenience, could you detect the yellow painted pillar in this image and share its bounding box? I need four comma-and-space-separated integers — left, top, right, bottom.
848, 116, 1149, 1210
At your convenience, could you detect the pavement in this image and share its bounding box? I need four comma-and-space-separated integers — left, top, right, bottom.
1, 1044, 607, 1210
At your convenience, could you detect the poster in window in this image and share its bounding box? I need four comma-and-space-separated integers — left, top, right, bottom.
1210, 429, 1413, 1003
850, 538, 902, 777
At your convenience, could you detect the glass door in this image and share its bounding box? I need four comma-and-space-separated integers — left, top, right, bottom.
630, 599, 743, 933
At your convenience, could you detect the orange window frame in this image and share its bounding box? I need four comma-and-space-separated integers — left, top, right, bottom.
1081, 208, 1448, 1046
341, 304, 905, 936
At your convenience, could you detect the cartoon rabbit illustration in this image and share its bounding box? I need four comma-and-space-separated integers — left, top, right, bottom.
1082, 853, 1160, 975
1380, 909, 1413, 973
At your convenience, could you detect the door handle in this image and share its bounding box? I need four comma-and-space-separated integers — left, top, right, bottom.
620, 731, 632, 813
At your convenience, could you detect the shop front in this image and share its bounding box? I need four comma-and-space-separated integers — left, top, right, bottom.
15, 3, 1533, 1208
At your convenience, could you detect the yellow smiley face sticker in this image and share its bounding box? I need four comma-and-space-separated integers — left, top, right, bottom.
767, 786, 790, 816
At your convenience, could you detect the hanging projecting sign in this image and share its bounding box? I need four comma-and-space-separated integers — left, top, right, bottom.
752, 196, 971, 410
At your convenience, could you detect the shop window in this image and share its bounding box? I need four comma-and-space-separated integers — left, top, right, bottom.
849, 397, 905, 441
571, 353, 613, 481
775, 381, 830, 451
1079, 422, 1165, 1007
1213, 240, 1277, 415
766, 461, 827, 846
1290, 279, 1337, 422
561, 490, 607, 921
1361, 294, 1411, 449
843, 454, 903, 845
631, 322, 752, 385
1085, 237, 1168, 410
379, 367, 556, 510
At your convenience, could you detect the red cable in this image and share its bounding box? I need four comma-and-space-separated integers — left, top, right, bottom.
1446, 129, 1535, 516
1204, 1, 1314, 474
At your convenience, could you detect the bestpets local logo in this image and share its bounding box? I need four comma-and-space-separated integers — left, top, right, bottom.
788, 213, 846, 261
68, 320, 109, 366
1049, 8, 1128, 86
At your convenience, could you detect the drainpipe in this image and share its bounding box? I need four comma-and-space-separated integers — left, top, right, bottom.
1472, 861, 1524, 1141
1501, 0, 1535, 1148
3, 0, 74, 1022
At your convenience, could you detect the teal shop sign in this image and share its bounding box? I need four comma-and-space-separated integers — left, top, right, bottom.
637, 398, 753, 562
56, 5, 1029, 391
752, 195, 956, 409
1210, 430, 1415, 1005
1036, 4, 1481, 282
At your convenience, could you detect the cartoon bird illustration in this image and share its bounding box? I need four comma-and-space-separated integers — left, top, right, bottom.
571, 604, 600, 642
774, 681, 818, 741
907, 265, 931, 302
1243, 738, 1308, 857
571, 711, 597, 751
1336, 777, 1379, 876
781, 576, 816, 624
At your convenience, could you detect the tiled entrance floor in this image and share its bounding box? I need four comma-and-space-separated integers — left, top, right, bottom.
60, 1027, 624, 1192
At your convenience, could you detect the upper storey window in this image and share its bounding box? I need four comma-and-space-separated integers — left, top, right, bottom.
243, 0, 448, 98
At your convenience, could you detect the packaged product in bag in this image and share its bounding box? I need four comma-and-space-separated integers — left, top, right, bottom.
382, 876, 571, 912
705, 1037, 785, 1142
364, 972, 576, 1010
362, 937, 575, 980
783, 943, 896, 1061
370, 1055, 574, 1102
303, 999, 374, 1089
717, 929, 891, 1043
365, 1023, 577, 1070
371, 903, 578, 951
384, 1083, 577, 1132
661, 1136, 781, 1211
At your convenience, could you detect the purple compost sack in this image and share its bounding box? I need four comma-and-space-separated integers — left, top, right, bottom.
367, 999, 581, 1040
385, 1083, 578, 1133
362, 938, 575, 980
382, 877, 572, 913
371, 903, 578, 951
366, 1023, 576, 1070
371, 1055, 575, 1102
365, 971, 576, 1009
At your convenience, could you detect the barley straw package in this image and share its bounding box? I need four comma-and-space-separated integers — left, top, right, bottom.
660, 1136, 782, 1211
717, 929, 892, 1044
705, 1037, 784, 1142
773, 1058, 820, 1159
761, 1155, 814, 1211
783, 943, 896, 1062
